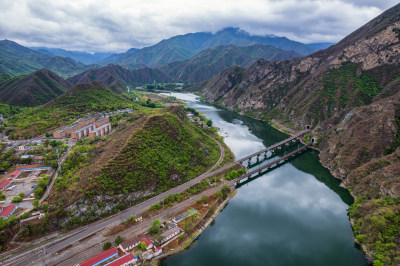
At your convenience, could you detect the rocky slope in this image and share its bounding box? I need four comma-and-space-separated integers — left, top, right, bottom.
192, 4, 400, 264
0, 69, 72, 106
158, 44, 300, 82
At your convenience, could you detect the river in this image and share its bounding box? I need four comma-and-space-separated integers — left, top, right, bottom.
161, 93, 368, 266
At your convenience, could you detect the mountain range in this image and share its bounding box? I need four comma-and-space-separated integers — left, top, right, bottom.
0, 40, 94, 77
102, 27, 333, 68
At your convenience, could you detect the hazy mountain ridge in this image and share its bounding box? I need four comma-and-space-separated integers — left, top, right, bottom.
103, 27, 326, 68
0, 40, 93, 78
158, 44, 301, 82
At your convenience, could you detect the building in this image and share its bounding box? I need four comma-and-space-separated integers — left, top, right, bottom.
160, 227, 181, 244
0, 205, 17, 220
172, 208, 198, 223
141, 238, 153, 250
18, 145, 25, 151
78, 247, 118, 266
105, 254, 137, 266
119, 236, 142, 253
0, 179, 12, 191
54, 117, 112, 140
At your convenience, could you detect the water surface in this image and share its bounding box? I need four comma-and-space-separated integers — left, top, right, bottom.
161, 93, 367, 266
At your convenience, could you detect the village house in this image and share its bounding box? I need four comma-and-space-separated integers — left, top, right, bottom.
0, 205, 17, 220
141, 238, 153, 250
54, 116, 111, 140
159, 227, 181, 244
77, 247, 118, 266
119, 236, 142, 253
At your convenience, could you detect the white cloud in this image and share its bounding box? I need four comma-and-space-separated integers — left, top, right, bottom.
0, 0, 397, 52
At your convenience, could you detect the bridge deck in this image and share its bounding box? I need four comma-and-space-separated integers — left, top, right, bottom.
237, 130, 309, 163
233, 143, 311, 183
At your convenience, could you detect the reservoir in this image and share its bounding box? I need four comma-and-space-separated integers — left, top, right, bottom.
161, 93, 367, 266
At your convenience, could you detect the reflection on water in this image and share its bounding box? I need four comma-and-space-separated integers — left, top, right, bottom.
161, 93, 367, 266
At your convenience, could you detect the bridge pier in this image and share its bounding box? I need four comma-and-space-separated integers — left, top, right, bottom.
248, 158, 251, 165
257, 154, 260, 161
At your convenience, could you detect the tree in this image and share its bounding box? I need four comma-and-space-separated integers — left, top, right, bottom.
115, 235, 124, 246
138, 241, 147, 250
206, 119, 213, 127
19, 192, 25, 197
32, 199, 39, 208
201, 195, 208, 204
11, 196, 22, 203
148, 219, 161, 235
103, 242, 112, 250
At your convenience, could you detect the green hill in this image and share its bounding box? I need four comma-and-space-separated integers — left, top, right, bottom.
0, 40, 92, 78
0, 69, 72, 106
6, 81, 135, 138
158, 44, 300, 82
51, 106, 222, 217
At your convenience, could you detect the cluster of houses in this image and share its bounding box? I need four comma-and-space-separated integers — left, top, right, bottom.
53, 117, 111, 140
77, 213, 186, 266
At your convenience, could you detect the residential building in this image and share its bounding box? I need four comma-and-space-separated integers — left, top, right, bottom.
78, 247, 118, 266
119, 236, 142, 253
141, 238, 153, 250
54, 116, 111, 140
0, 179, 12, 191
0, 205, 17, 220
160, 227, 181, 244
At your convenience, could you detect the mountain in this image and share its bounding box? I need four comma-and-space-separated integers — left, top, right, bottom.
0, 69, 72, 107
305, 42, 335, 51
30, 47, 114, 64
7, 81, 134, 138
158, 44, 301, 82
0, 40, 92, 77
67, 64, 172, 91
191, 4, 400, 264
103, 27, 324, 68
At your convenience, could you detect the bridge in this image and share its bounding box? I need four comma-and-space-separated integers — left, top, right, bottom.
236, 129, 309, 165
232, 142, 311, 186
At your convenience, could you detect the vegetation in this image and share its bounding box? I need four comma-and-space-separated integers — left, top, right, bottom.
349, 197, 400, 266
138, 241, 147, 251
115, 235, 125, 246
34, 175, 50, 200
103, 241, 112, 250
224, 169, 246, 181
5, 81, 135, 138
148, 219, 161, 235
11, 196, 22, 203
97, 106, 220, 195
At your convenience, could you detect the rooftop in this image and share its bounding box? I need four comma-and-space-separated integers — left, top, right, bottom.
105, 254, 135, 266
120, 235, 142, 249
79, 247, 118, 266
0, 179, 12, 189
0, 205, 16, 217
141, 238, 153, 246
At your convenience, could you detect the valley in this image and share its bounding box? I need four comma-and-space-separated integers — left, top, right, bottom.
0, 2, 399, 266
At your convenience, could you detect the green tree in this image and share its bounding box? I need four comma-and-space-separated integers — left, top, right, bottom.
19, 192, 25, 197
138, 241, 147, 250
11, 196, 22, 203
115, 235, 124, 246
32, 199, 39, 208
206, 119, 213, 127
103, 241, 112, 250
148, 219, 161, 235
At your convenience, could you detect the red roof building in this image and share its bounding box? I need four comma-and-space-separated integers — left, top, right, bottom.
141, 238, 153, 250
105, 254, 137, 266
79, 247, 118, 266
0, 205, 17, 220
11, 170, 20, 176
0, 179, 12, 190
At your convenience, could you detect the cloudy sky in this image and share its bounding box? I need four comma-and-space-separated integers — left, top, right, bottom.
0, 0, 398, 52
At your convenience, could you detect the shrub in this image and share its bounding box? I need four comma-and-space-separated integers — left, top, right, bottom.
103, 242, 112, 250
115, 235, 124, 246
12, 196, 22, 203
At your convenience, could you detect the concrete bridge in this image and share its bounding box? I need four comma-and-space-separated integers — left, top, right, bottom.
237, 129, 309, 166
232, 142, 312, 186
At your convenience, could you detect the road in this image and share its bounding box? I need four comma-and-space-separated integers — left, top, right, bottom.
2, 138, 230, 266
